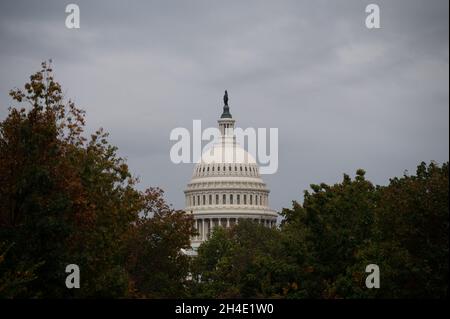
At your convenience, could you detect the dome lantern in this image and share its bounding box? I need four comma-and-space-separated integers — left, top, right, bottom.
218, 90, 235, 137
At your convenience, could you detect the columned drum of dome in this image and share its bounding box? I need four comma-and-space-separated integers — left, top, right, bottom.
184, 91, 278, 250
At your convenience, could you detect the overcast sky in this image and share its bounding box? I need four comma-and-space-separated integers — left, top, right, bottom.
0, 0, 448, 211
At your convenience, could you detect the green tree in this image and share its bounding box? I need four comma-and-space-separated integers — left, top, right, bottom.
280, 169, 378, 298
280, 163, 448, 298
192, 220, 296, 298
351, 162, 449, 298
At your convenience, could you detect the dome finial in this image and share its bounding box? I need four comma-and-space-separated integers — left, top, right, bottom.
221, 90, 232, 118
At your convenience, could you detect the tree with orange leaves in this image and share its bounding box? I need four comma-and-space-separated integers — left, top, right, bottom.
0, 61, 195, 298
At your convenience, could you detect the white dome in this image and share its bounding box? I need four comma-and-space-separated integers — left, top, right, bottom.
197, 137, 256, 165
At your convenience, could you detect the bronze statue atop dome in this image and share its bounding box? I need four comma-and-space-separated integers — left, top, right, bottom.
220, 90, 232, 118
224, 90, 228, 106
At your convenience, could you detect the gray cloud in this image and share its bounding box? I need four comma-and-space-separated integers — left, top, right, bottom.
0, 0, 448, 210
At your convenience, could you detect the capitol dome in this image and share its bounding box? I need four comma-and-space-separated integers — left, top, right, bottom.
184, 91, 278, 250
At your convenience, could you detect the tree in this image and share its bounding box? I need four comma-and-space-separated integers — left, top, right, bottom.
0, 242, 41, 298
353, 162, 449, 298
280, 169, 378, 298
280, 163, 448, 298
0, 61, 195, 298
0, 61, 97, 297
191, 220, 296, 298
125, 188, 196, 298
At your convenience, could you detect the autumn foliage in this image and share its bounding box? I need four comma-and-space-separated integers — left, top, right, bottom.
0, 62, 195, 298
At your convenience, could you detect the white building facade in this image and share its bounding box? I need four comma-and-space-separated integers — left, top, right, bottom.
184, 92, 278, 250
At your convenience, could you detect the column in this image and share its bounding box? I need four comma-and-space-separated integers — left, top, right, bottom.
202, 218, 205, 241
227, 218, 230, 228
208, 218, 211, 238
195, 219, 198, 240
